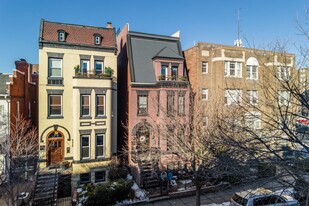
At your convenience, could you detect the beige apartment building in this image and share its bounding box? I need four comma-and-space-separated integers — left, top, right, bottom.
184, 42, 295, 131
38, 20, 117, 188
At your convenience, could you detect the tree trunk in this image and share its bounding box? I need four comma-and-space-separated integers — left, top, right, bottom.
196, 186, 201, 206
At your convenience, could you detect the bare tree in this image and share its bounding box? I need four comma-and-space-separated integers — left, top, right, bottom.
212, 36, 309, 204
122, 86, 251, 206
0, 115, 38, 206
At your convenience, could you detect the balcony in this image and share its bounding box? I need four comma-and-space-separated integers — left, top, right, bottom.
157, 75, 188, 82
74, 72, 112, 79
74, 66, 114, 79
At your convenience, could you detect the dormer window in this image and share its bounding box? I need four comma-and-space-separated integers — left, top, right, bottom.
58, 30, 66, 42
94, 34, 102, 45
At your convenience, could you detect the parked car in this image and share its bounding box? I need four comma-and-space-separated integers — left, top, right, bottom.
230, 188, 300, 206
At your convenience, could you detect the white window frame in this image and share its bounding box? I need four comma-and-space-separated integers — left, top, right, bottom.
178, 95, 185, 115
58, 31, 65, 42
96, 95, 106, 117
48, 95, 62, 117
81, 95, 91, 117
202, 89, 208, 101
278, 90, 290, 106
81, 60, 90, 75
48, 58, 62, 78
96, 133, 105, 158
246, 112, 261, 130
202, 61, 208, 74
95, 36, 101, 45
246, 65, 258, 80
138, 95, 148, 115
95, 60, 104, 75
161, 65, 168, 80
248, 90, 258, 105
95, 170, 106, 183
225, 61, 242, 78
81, 135, 90, 159
277, 66, 291, 80
225, 89, 242, 105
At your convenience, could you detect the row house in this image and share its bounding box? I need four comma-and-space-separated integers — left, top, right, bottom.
9, 59, 39, 127
0, 73, 10, 175
38, 20, 117, 189
0, 60, 38, 177
184, 42, 295, 138
117, 25, 190, 186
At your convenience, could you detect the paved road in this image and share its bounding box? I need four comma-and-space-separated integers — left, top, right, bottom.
141, 177, 284, 206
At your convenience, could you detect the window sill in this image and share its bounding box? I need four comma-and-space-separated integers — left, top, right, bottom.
95, 179, 106, 183
80, 116, 92, 119
48, 116, 64, 119
95, 116, 107, 119
137, 113, 148, 116
224, 76, 242, 79
246, 78, 258, 80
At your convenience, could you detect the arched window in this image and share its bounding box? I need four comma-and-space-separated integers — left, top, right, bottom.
136, 125, 150, 151
246, 57, 259, 80
48, 131, 63, 138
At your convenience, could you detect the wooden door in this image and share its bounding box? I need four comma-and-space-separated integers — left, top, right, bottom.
48, 138, 64, 165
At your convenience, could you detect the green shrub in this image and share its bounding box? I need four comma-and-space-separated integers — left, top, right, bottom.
83, 179, 134, 206
104, 66, 114, 77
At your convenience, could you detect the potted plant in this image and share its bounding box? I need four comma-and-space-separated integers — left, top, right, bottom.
104, 66, 114, 77
74, 65, 80, 75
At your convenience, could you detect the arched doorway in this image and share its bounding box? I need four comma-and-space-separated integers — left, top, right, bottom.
47, 130, 64, 166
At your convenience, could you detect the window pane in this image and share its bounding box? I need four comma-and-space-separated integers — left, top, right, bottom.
95, 61, 103, 74
246, 66, 251, 78
50, 96, 61, 104
138, 95, 148, 115
96, 95, 105, 116
97, 135, 103, 145
139, 96, 147, 106
49, 95, 62, 116
50, 59, 61, 68
82, 96, 89, 105
50, 106, 61, 115
82, 136, 89, 146
80, 173, 90, 183
178, 96, 184, 114
95, 171, 106, 182
82, 148, 89, 158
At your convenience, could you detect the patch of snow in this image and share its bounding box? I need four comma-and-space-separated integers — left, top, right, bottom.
180, 179, 192, 184
274, 187, 296, 196
131, 182, 139, 190
135, 189, 146, 199
127, 174, 133, 180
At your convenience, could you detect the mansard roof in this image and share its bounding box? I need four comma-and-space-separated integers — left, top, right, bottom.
127, 31, 183, 83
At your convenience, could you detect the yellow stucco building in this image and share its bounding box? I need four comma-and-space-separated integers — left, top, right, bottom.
38, 19, 117, 188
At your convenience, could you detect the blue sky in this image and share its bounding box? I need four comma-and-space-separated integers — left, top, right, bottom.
0, 0, 308, 73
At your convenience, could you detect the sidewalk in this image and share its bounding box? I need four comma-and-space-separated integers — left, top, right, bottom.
140, 177, 283, 206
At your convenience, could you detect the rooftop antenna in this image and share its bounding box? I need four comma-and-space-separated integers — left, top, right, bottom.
234, 8, 244, 47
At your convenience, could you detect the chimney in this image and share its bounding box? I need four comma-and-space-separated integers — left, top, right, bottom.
106, 22, 113, 29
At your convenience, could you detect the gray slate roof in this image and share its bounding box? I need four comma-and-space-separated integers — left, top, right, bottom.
127, 32, 183, 83
0, 74, 10, 94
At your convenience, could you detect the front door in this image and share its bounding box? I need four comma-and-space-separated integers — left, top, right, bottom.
47, 131, 64, 165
